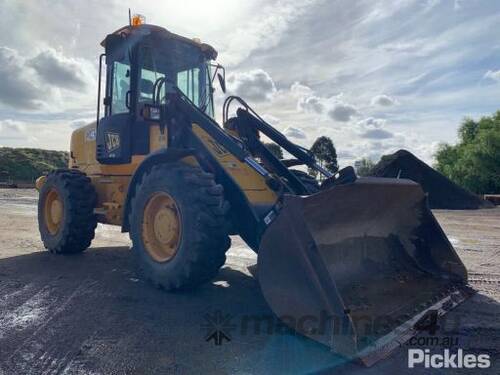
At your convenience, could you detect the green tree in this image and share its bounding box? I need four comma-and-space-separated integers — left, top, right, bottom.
264, 142, 283, 159
309, 136, 338, 180
458, 118, 479, 143
355, 158, 375, 177
435, 111, 500, 194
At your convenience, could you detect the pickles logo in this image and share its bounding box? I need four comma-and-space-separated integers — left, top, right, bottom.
408, 349, 490, 369
105, 132, 120, 152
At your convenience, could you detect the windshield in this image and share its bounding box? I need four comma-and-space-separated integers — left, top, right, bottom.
139, 39, 214, 117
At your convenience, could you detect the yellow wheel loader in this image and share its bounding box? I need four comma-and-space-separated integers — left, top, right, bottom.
36, 18, 472, 365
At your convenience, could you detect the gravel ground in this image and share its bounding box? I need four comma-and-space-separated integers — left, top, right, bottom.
0, 189, 498, 374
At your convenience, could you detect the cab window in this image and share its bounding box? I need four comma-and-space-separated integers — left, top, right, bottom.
177, 68, 200, 106
111, 61, 130, 115
139, 68, 165, 103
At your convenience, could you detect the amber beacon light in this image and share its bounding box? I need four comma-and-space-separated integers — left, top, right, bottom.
131, 14, 145, 27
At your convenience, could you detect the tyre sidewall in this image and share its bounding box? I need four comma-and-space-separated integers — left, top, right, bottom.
130, 168, 201, 281
38, 174, 72, 249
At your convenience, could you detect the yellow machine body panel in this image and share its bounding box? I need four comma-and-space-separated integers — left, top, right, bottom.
192, 124, 278, 204
69, 122, 145, 175
149, 125, 168, 151
68, 121, 278, 225
69, 122, 142, 225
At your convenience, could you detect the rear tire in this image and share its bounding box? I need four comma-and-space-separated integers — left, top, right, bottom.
38, 169, 97, 254
129, 163, 231, 290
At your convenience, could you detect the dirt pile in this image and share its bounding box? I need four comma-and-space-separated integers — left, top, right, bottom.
370, 149, 493, 209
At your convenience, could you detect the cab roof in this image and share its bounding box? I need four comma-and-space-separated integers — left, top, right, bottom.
101, 24, 218, 60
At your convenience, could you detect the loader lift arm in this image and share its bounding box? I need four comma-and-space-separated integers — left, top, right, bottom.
223, 96, 334, 195
156, 82, 332, 197
144, 83, 339, 248
151, 83, 280, 249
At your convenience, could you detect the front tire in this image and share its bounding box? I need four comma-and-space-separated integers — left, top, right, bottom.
129, 163, 231, 290
38, 169, 97, 254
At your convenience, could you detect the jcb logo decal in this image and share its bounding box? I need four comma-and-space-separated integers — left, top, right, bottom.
105, 132, 120, 152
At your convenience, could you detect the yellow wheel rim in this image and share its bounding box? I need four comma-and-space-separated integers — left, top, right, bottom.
142, 192, 182, 262
44, 188, 63, 235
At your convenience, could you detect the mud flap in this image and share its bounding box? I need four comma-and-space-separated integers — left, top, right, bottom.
257, 177, 472, 366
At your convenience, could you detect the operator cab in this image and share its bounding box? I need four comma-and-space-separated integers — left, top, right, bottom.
96, 22, 222, 164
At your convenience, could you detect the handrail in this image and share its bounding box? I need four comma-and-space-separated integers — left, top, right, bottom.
96, 53, 106, 127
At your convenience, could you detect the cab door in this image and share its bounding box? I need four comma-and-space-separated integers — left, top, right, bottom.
96, 49, 135, 164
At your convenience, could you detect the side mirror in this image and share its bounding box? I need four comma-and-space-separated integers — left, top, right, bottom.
217, 73, 226, 94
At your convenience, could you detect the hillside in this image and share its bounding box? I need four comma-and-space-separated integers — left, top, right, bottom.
0, 147, 68, 183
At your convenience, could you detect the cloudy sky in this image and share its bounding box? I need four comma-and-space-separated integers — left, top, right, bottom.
0, 0, 499, 166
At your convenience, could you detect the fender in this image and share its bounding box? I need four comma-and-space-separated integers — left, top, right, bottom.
121, 147, 195, 232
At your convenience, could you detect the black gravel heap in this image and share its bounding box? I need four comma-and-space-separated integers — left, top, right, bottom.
370, 149, 493, 209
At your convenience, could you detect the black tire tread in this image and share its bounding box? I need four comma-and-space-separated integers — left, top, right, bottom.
129, 163, 231, 290
38, 169, 97, 254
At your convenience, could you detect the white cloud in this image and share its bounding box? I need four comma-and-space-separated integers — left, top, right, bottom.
422, 0, 442, 14
327, 101, 358, 122
404, 72, 429, 86
221, 0, 323, 66
454, 0, 463, 11
360, 128, 394, 139
0, 119, 37, 145
484, 69, 500, 82
28, 48, 94, 90
0, 119, 73, 149
290, 82, 314, 97
289, 82, 359, 123
0, 47, 48, 110
226, 69, 277, 102
0, 46, 94, 111
291, 82, 326, 114
284, 126, 307, 139
357, 117, 386, 129
371, 94, 398, 106
356, 117, 394, 139
298, 95, 324, 113
0, 120, 26, 139
380, 39, 427, 54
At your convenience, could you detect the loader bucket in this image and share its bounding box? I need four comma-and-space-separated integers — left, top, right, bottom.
258, 178, 472, 366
